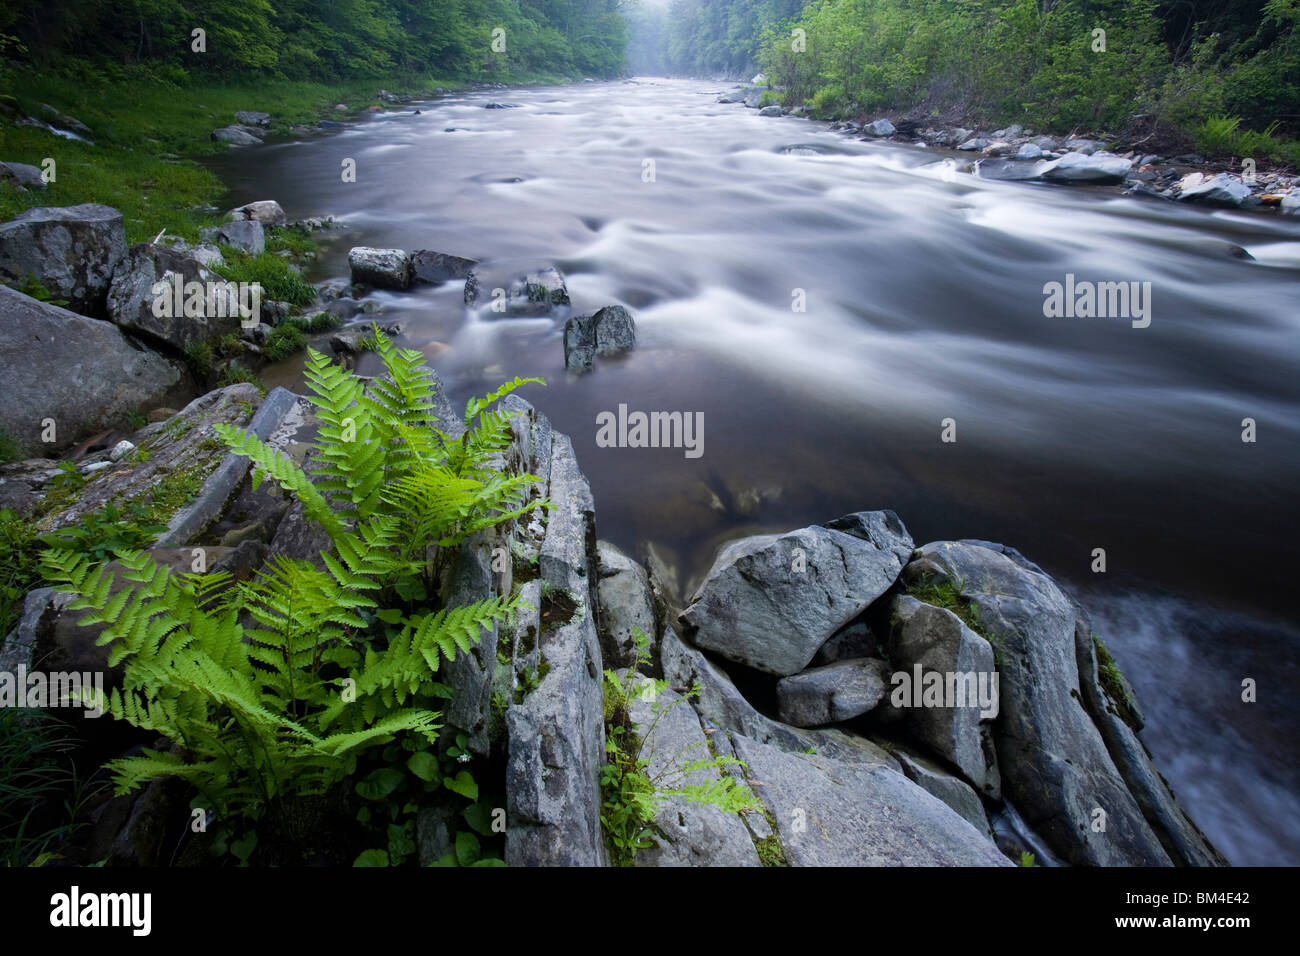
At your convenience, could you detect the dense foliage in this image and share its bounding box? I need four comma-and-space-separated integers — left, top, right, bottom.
645, 0, 1300, 158
1, 0, 629, 83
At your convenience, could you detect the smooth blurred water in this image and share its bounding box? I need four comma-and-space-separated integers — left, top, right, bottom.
208, 77, 1300, 864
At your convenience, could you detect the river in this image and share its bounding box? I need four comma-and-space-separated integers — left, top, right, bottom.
206, 77, 1300, 865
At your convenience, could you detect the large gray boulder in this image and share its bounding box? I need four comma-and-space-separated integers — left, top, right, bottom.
211, 126, 260, 146
1178, 173, 1253, 207
1039, 151, 1133, 184
348, 247, 413, 290
0, 203, 127, 316
1281, 192, 1300, 216
106, 243, 246, 352
627, 684, 761, 866
903, 540, 1172, 865
596, 541, 657, 669
215, 220, 265, 256
226, 200, 286, 225
0, 161, 47, 191
893, 746, 993, 837
731, 734, 1012, 866
885, 594, 1001, 797
679, 511, 911, 676
234, 111, 271, 128
0, 285, 182, 457
775, 657, 891, 727
412, 250, 478, 285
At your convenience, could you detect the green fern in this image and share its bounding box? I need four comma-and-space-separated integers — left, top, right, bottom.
41, 336, 550, 828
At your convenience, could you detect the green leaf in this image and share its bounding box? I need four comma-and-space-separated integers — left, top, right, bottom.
231, 831, 257, 863
444, 770, 478, 801
455, 830, 481, 866
354, 849, 390, 867
357, 767, 405, 800
407, 750, 440, 782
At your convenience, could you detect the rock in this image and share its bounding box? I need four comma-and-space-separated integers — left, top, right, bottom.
810, 617, 877, 666
975, 159, 1047, 182
957, 137, 991, 151
981, 141, 1018, 157
732, 734, 1011, 866
227, 200, 286, 225
885, 594, 1001, 796
903, 540, 1172, 865
823, 509, 914, 563
0, 161, 47, 191
106, 243, 246, 352
0, 285, 182, 457
595, 541, 657, 669
863, 118, 896, 137
1065, 138, 1102, 154
562, 314, 595, 373
1015, 142, 1044, 160
893, 746, 992, 837
36, 104, 92, 139
215, 220, 265, 255
484, 103, 518, 109
411, 250, 478, 285
592, 304, 636, 355
108, 440, 136, 462
0, 202, 127, 316
234, 111, 271, 128
1031, 135, 1059, 150
1072, 612, 1226, 866
1178, 173, 1254, 207
466, 264, 570, 316
211, 126, 261, 146
680, 512, 910, 676
1038, 151, 1133, 184
775, 657, 891, 727
347, 247, 413, 290
1281, 192, 1300, 216
189, 244, 224, 268
627, 684, 761, 866
758, 105, 783, 117
506, 432, 607, 867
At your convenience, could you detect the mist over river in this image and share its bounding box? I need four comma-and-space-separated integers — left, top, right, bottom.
206, 77, 1300, 865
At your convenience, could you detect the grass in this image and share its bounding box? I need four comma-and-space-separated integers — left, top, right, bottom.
0, 506, 41, 634
213, 250, 316, 306
0, 429, 19, 464
907, 577, 989, 639
261, 323, 308, 362
1194, 115, 1300, 167
1092, 635, 1142, 732
0, 71, 468, 246
0, 709, 104, 867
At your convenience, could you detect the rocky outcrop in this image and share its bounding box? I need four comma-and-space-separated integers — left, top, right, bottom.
902, 540, 1171, 865
0, 203, 127, 316
595, 540, 657, 668
0, 285, 183, 457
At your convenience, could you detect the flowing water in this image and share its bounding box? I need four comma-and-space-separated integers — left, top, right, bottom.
207, 77, 1300, 865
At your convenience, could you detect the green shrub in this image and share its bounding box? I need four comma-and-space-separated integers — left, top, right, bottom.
262, 323, 307, 362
